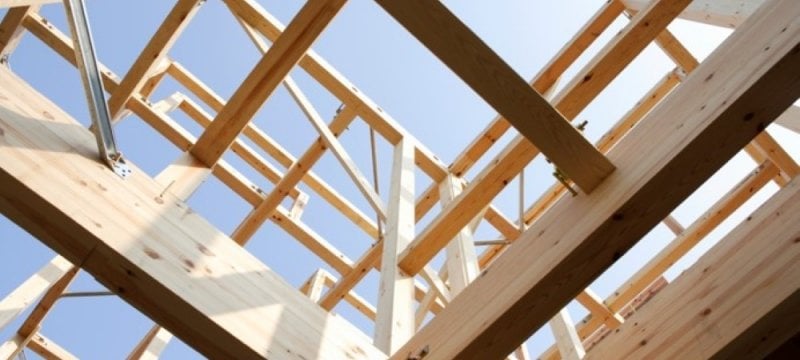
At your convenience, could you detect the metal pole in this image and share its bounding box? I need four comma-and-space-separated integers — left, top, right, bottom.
63, 0, 131, 178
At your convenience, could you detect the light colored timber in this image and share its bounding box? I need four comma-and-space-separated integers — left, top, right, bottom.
575, 289, 623, 328
231, 106, 358, 244
223, 0, 450, 181
191, 0, 346, 167
397, 0, 694, 276
0, 0, 56, 7
166, 64, 378, 239
587, 176, 800, 359
775, 105, 800, 134
374, 139, 416, 354
0, 256, 73, 332
27, 333, 78, 360
127, 325, 173, 360
439, 174, 480, 295
0, 67, 385, 359
391, 1, 800, 357
622, 0, 763, 28
549, 309, 586, 360
606, 160, 780, 312
0, 5, 38, 60
105, 0, 204, 120
376, 0, 615, 194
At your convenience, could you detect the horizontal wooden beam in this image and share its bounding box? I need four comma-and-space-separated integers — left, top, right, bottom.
587, 176, 800, 359
392, 1, 800, 357
376, 0, 615, 193
622, 0, 763, 28
0, 67, 384, 359
191, 0, 345, 167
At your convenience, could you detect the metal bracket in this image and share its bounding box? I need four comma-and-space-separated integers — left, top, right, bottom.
63, 0, 131, 179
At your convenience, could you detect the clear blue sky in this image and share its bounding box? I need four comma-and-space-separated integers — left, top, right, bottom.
1, 1, 798, 358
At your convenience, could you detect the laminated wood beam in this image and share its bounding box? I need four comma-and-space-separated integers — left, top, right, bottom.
105, 0, 204, 119
191, 0, 345, 167
0, 256, 73, 331
376, 0, 615, 194
396, 0, 693, 276
374, 139, 416, 354
622, 0, 763, 28
392, 1, 800, 358
0, 68, 385, 359
587, 176, 800, 359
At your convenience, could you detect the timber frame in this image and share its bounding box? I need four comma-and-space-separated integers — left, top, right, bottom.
0, 0, 799, 359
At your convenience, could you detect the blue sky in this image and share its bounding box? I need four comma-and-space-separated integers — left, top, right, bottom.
1, 1, 798, 358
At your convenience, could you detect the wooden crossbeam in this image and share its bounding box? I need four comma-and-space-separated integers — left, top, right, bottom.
0, 67, 385, 359
0, 5, 38, 59
106, 0, 204, 120
395, 0, 693, 276
622, 0, 763, 28
0, 256, 73, 331
376, 0, 615, 194
392, 0, 800, 357
191, 0, 345, 167
588, 176, 800, 359
28, 333, 78, 360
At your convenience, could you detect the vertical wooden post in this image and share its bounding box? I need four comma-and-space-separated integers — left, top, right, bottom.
375, 138, 416, 354
549, 309, 586, 360
438, 174, 480, 295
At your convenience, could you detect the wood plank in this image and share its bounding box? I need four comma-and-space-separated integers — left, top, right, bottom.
549, 309, 586, 360
191, 0, 346, 167
439, 174, 480, 294
775, 105, 800, 133
622, 0, 763, 28
0, 5, 38, 59
376, 0, 615, 193
106, 0, 204, 119
0, 0, 56, 7
127, 325, 173, 360
28, 333, 78, 360
587, 176, 800, 359
0, 67, 384, 359
0, 256, 73, 331
397, 0, 693, 276
16, 266, 79, 338
391, 1, 800, 357
374, 139, 416, 354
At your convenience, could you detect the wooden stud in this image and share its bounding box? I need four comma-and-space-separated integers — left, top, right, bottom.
126, 325, 174, 360
549, 309, 586, 360
374, 139, 416, 354
0, 256, 73, 332
622, 0, 762, 28
27, 333, 78, 360
0, 5, 38, 60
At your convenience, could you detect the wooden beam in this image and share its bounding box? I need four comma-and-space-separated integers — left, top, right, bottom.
224, 0, 450, 180
0, 5, 38, 60
0, 256, 73, 331
16, 267, 79, 339
105, 0, 204, 119
391, 1, 800, 357
376, 0, 615, 193
775, 105, 800, 134
374, 139, 416, 354
439, 174, 480, 295
0, 67, 385, 359
28, 333, 78, 360
622, 0, 763, 28
587, 176, 800, 359
231, 106, 358, 243
575, 289, 623, 328
549, 309, 586, 360
605, 160, 779, 313
191, 0, 345, 167
283, 77, 388, 220
127, 325, 173, 360
0, 0, 56, 7
397, 0, 692, 276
